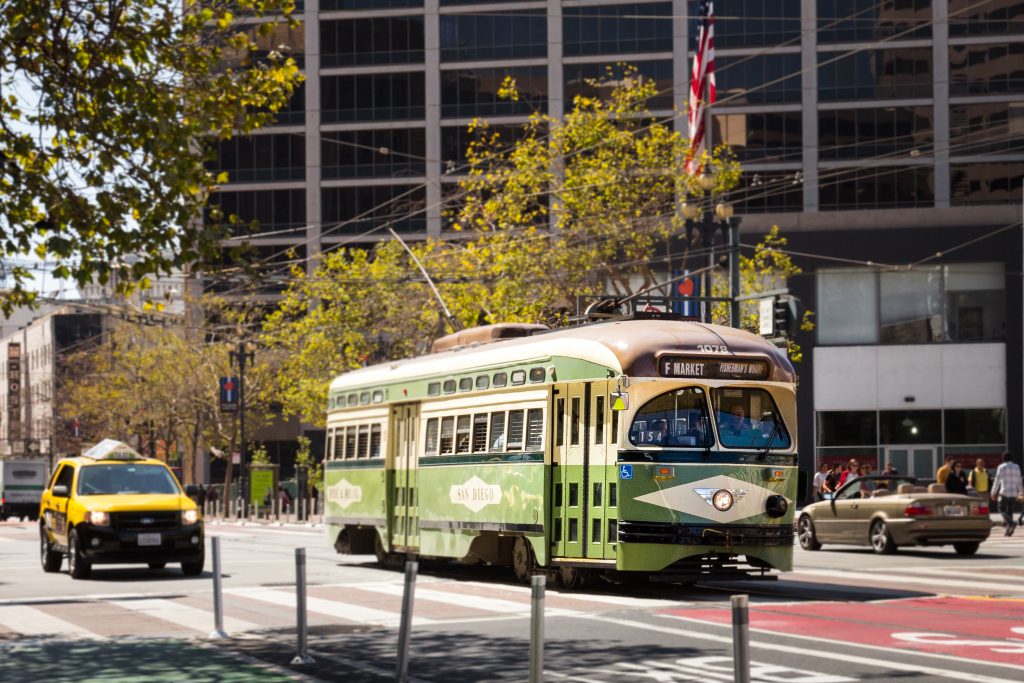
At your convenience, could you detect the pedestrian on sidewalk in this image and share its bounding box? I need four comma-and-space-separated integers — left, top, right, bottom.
968, 459, 989, 497
945, 462, 968, 495
991, 451, 1023, 536
936, 455, 955, 485
812, 462, 829, 502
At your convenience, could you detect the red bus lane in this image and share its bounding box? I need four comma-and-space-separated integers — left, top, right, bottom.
660, 597, 1024, 666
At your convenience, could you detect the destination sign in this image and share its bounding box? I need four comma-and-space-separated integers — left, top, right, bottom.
660, 355, 770, 380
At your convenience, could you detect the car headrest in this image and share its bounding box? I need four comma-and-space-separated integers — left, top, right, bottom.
897, 484, 914, 494
872, 489, 893, 497
928, 483, 944, 493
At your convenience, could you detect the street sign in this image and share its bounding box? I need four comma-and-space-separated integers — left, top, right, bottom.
758, 297, 774, 336
219, 377, 239, 412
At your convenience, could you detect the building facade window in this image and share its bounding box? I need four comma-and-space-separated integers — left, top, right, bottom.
207, 134, 305, 184
321, 72, 426, 123
320, 17, 425, 67
949, 43, 1024, 96
322, 185, 427, 234
441, 66, 548, 117
731, 171, 804, 213
949, 102, 1024, 155
816, 0, 932, 43
321, 0, 421, 9
948, 0, 1024, 36
269, 83, 305, 126
440, 11, 546, 62
819, 166, 934, 210
951, 163, 1024, 205
819, 49, 933, 101
816, 263, 1006, 345
322, 129, 426, 179
441, 124, 534, 173
712, 111, 802, 162
564, 60, 673, 111
717, 54, 802, 105
205, 189, 307, 235
819, 107, 933, 160
563, 4, 672, 57
706, 0, 800, 48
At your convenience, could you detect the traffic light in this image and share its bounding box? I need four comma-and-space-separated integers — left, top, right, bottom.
773, 294, 801, 339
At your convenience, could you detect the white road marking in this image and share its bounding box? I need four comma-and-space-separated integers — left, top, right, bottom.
110, 597, 260, 635
790, 568, 1021, 593
457, 580, 684, 608
0, 604, 97, 638
227, 586, 437, 628
356, 582, 579, 616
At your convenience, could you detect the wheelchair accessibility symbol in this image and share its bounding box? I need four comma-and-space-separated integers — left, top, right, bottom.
619, 464, 633, 480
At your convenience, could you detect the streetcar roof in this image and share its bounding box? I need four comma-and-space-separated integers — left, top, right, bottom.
329, 319, 794, 395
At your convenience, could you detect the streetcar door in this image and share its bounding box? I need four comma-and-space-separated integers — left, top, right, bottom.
552, 383, 586, 558
390, 403, 420, 553
587, 380, 618, 560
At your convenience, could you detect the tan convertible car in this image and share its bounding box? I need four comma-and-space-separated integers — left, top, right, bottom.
798, 475, 992, 555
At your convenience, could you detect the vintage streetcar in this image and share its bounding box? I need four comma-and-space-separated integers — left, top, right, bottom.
323, 318, 797, 585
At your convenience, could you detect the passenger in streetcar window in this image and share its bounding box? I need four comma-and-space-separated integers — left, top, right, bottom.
945, 461, 969, 495
722, 404, 751, 436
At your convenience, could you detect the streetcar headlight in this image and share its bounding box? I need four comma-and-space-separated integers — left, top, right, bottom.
182, 509, 200, 525
765, 495, 788, 518
86, 511, 110, 526
712, 489, 735, 511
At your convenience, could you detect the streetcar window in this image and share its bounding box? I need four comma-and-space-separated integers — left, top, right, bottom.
456, 415, 472, 453
556, 398, 565, 447
571, 397, 580, 445
611, 411, 619, 442
440, 416, 455, 454
347, 393, 358, 406
489, 412, 506, 451
333, 396, 343, 409
526, 408, 544, 450
333, 430, 344, 460
372, 390, 384, 403
459, 377, 473, 392
370, 424, 382, 457
629, 387, 712, 448
425, 418, 439, 456
472, 414, 488, 452
428, 382, 441, 396
507, 410, 525, 450
359, 392, 371, 405
529, 367, 545, 383
346, 427, 356, 460
493, 372, 508, 387
511, 370, 526, 385
594, 482, 602, 506
595, 396, 605, 444
592, 519, 601, 543
569, 519, 578, 542
711, 388, 791, 450
475, 375, 490, 390
608, 519, 617, 542
423, 419, 440, 456
357, 425, 369, 458
443, 380, 456, 394
609, 483, 617, 506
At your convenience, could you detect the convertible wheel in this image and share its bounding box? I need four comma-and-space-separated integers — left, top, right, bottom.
869, 520, 896, 555
797, 516, 822, 551
953, 542, 979, 556
68, 528, 92, 579
40, 527, 62, 573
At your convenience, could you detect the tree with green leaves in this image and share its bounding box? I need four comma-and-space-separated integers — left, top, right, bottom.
0, 0, 301, 313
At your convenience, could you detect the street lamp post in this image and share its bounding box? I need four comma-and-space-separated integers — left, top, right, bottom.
680, 172, 741, 327
229, 341, 255, 509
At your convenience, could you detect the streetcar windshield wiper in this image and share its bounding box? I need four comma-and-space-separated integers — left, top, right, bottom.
756, 413, 780, 461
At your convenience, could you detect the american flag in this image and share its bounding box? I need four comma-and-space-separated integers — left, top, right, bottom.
687, 0, 716, 175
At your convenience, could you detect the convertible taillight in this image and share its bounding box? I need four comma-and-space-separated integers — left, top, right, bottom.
971, 503, 989, 516
904, 502, 932, 517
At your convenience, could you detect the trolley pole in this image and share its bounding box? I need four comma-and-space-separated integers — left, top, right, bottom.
396, 560, 418, 683
209, 537, 227, 639
732, 594, 751, 683
529, 574, 545, 683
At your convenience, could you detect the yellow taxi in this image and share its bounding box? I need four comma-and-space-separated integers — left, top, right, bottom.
39, 439, 204, 579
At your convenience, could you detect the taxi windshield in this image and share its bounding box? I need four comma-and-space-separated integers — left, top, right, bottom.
712, 388, 791, 450
77, 464, 180, 495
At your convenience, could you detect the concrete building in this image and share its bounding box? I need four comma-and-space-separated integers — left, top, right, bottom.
210, 1, 1024, 477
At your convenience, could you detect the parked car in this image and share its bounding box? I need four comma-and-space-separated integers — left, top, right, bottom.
797, 475, 992, 555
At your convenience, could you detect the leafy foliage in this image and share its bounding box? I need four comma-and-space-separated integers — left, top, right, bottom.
0, 0, 301, 313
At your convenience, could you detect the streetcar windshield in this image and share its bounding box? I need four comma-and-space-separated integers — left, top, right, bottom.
712, 388, 791, 450
77, 464, 181, 495
629, 387, 712, 448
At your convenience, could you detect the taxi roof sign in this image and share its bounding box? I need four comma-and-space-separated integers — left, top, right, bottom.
82, 439, 145, 461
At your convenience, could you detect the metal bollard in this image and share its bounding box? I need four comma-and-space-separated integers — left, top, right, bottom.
209, 537, 228, 639
732, 594, 750, 683
396, 560, 418, 683
529, 574, 545, 683
291, 548, 315, 665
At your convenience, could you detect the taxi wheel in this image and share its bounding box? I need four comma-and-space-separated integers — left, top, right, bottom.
797, 516, 822, 551
68, 528, 92, 579
40, 527, 62, 573
181, 549, 205, 576
869, 520, 897, 555
953, 542, 979, 556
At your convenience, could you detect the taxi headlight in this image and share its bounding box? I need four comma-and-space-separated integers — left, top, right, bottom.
712, 489, 735, 511
86, 511, 110, 526
182, 509, 200, 525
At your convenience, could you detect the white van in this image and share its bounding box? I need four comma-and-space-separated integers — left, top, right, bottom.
0, 459, 48, 521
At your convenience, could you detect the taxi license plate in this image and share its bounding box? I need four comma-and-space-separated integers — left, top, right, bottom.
943, 505, 966, 517
138, 533, 162, 546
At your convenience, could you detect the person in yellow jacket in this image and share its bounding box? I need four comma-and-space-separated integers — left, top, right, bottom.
968, 458, 989, 497
936, 456, 955, 484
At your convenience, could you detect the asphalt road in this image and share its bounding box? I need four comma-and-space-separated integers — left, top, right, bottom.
1, 517, 1022, 682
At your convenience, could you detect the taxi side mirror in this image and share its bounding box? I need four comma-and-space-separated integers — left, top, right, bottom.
52, 484, 69, 498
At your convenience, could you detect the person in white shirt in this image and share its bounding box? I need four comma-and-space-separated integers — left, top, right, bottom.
812, 462, 830, 502
991, 451, 1024, 536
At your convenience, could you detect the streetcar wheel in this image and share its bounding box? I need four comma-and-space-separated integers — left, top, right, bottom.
512, 536, 535, 583
40, 527, 62, 573
869, 520, 896, 554
68, 528, 92, 579
953, 542, 979, 556
797, 516, 822, 551
558, 565, 589, 590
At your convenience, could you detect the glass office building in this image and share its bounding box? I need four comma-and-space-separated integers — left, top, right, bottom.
207, 1, 1024, 475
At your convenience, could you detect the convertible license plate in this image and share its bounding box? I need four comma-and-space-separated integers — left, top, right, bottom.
138, 533, 162, 546
943, 505, 966, 517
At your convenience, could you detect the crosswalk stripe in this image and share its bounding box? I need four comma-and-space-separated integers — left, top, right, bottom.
356, 583, 577, 616
792, 568, 1021, 593
0, 604, 96, 638
110, 598, 260, 635
456, 580, 682, 608
227, 587, 437, 628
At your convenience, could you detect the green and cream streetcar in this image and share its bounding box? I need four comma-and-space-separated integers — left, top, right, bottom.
324, 318, 797, 584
